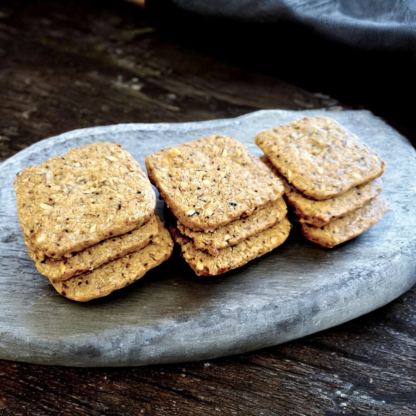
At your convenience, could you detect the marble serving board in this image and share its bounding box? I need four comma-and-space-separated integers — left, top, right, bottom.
0, 110, 415, 367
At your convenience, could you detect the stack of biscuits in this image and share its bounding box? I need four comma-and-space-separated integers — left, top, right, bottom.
14, 142, 173, 302
255, 116, 390, 248
145, 134, 291, 276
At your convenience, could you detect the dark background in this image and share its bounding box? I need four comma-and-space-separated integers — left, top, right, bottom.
0, 1, 415, 414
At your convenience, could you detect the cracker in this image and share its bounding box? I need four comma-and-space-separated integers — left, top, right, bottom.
14, 142, 156, 260
170, 217, 291, 276
49, 217, 173, 302
255, 117, 385, 200
26, 216, 159, 281
261, 156, 383, 227
301, 197, 390, 248
177, 197, 287, 256
145, 135, 284, 231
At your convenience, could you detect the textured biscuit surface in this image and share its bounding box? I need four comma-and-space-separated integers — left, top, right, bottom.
14, 142, 156, 260
27, 216, 159, 281
262, 156, 383, 227
255, 117, 385, 200
145, 135, 284, 231
301, 197, 390, 248
177, 197, 287, 255
49, 217, 173, 302
170, 217, 291, 276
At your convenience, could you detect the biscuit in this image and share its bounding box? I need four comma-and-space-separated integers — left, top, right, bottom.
261, 156, 383, 227
49, 217, 173, 302
14, 142, 156, 260
26, 216, 159, 281
300, 197, 390, 248
177, 197, 287, 256
255, 117, 385, 200
145, 135, 284, 231
170, 217, 291, 276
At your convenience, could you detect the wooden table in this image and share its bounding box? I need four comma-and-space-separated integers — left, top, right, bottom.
1, 1, 415, 414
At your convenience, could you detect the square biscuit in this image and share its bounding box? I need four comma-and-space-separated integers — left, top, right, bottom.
14, 142, 156, 260
301, 197, 390, 248
261, 156, 383, 227
177, 197, 287, 256
255, 117, 385, 200
170, 217, 291, 276
26, 215, 159, 281
145, 135, 284, 231
49, 216, 173, 302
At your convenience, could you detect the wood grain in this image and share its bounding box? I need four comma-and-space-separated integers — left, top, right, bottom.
0, 0, 415, 415
0, 0, 340, 163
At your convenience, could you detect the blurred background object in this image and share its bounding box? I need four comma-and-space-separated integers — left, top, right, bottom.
1, 0, 415, 161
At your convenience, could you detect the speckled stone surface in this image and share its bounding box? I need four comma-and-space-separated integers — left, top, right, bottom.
0, 110, 415, 367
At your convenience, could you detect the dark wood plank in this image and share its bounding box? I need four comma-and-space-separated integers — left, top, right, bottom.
0, 1, 415, 415
0, 0, 341, 162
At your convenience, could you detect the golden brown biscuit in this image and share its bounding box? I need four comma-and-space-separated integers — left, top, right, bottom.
14, 142, 156, 260
255, 117, 385, 200
177, 197, 287, 256
301, 197, 390, 248
145, 135, 284, 231
261, 156, 383, 227
26, 216, 159, 281
49, 217, 173, 302
170, 217, 291, 276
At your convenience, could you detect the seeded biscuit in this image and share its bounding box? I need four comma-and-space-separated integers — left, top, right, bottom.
255, 117, 385, 200
261, 156, 383, 227
145, 135, 284, 231
26, 215, 159, 281
177, 197, 287, 256
14, 142, 156, 260
170, 217, 291, 276
301, 197, 390, 248
49, 217, 173, 302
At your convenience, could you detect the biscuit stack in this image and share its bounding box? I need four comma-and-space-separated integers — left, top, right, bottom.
145, 134, 291, 276
255, 117, 390, 248
14, 142, 173, 301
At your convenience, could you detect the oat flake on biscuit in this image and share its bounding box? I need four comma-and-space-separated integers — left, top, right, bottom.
145, 135, 284, 231
14, 142, 156, 260
255, 116, 385, 200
